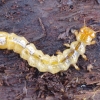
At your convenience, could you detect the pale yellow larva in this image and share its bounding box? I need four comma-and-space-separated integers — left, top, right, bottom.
0, 25, 97, 74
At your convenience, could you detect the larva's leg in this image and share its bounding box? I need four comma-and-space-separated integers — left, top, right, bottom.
63, 43, 70, 47
56, 50, 62, 55
91, 41, 96, 44
87, 41, 96, 45
73, 64, 80, 70
81, 54, 87, 60
71, 29, 79, 37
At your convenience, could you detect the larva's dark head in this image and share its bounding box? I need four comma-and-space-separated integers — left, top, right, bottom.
77, 26, 96, 45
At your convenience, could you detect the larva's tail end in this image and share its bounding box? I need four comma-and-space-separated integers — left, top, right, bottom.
0, 31, 8, 36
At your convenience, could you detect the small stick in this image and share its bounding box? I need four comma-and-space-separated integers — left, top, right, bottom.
38, 17, 46, 36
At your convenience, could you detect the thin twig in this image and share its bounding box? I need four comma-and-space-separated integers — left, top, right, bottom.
38, 17, 46, 36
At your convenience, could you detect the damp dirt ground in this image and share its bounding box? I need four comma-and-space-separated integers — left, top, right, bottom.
0, 0, 100, 100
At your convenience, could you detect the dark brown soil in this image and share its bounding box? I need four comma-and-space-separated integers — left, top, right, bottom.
0, 0, 100, 100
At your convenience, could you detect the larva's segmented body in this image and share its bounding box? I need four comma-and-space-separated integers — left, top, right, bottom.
0, 26, 97, 74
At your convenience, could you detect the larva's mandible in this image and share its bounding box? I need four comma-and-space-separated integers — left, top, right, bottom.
0, 26, 97, 74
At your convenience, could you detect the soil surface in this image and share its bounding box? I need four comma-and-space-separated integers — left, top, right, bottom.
0, 0, 100, 100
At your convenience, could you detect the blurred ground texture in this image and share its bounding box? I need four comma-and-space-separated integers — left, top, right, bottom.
0, 0, 100, 100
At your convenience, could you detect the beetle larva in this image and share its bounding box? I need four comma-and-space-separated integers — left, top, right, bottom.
0, 25, 97, 74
